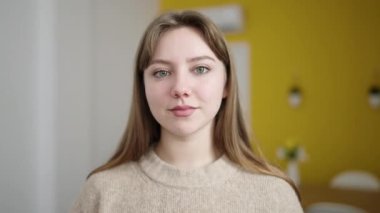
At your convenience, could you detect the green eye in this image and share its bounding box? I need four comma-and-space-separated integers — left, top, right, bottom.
194, 66, 209, 74
154, 70, 170, 78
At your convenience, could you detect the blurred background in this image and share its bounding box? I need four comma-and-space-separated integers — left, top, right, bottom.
1, 0, 379, 212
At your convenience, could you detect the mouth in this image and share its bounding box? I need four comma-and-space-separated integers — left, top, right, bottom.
169, 105, 198, 117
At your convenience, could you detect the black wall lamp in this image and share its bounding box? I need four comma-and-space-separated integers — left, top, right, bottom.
288, 86, 302, 108
368, 85, 380, 109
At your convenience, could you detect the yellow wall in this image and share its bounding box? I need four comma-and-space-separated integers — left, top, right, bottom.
160, 0, 380, 185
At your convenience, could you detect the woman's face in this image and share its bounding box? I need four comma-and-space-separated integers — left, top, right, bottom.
144, 27, 227, 138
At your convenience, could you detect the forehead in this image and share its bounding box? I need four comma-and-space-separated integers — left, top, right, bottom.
151, 26, 218, 61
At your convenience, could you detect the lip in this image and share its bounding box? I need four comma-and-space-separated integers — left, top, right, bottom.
169, 105, 197, 117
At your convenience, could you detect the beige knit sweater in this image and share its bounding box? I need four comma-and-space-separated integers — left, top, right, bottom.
71, 149, 303, 213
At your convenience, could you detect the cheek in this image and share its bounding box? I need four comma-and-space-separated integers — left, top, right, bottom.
144, 80, 168, 111
144, 79, 156, 106
198, 78, 226, 102
145, 85, 158, 105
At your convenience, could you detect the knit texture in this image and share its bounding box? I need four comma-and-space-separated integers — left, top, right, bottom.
71, 149, 303, 213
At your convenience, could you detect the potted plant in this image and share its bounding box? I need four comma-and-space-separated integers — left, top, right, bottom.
277, 138, 307, 186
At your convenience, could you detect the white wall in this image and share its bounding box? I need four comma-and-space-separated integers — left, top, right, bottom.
0, 0, 158, 212
57, 0, 158, 212
55, 0, 93, 212
0, 1, 39, 212
91, 0, 159, 169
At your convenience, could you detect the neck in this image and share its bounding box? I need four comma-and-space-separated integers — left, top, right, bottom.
154, 125, 221, 170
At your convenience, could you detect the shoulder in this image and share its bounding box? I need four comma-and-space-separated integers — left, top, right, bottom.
233, 169, 303, 212
82, 161, 149, 197
234, 168, 292, 189
70, 162, 144, 213
87, 162, 142, 188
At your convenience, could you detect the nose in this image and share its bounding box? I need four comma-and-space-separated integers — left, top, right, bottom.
170, 74, 192, 98
171, 87, 192, 98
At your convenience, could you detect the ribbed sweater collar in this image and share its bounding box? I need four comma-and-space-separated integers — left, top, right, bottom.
138, 148, 238, 188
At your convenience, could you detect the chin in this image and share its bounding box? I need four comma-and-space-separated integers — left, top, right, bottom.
169, 127, 200, 138
162, 121, 212, 139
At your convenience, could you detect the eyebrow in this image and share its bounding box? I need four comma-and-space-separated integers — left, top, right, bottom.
149, 55, 216, 66
187, 56, 216, 63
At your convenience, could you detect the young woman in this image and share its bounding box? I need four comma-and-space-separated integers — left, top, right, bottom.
72, 11, 303, 213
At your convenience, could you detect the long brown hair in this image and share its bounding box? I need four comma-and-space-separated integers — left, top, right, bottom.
89, 10, 300, 199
